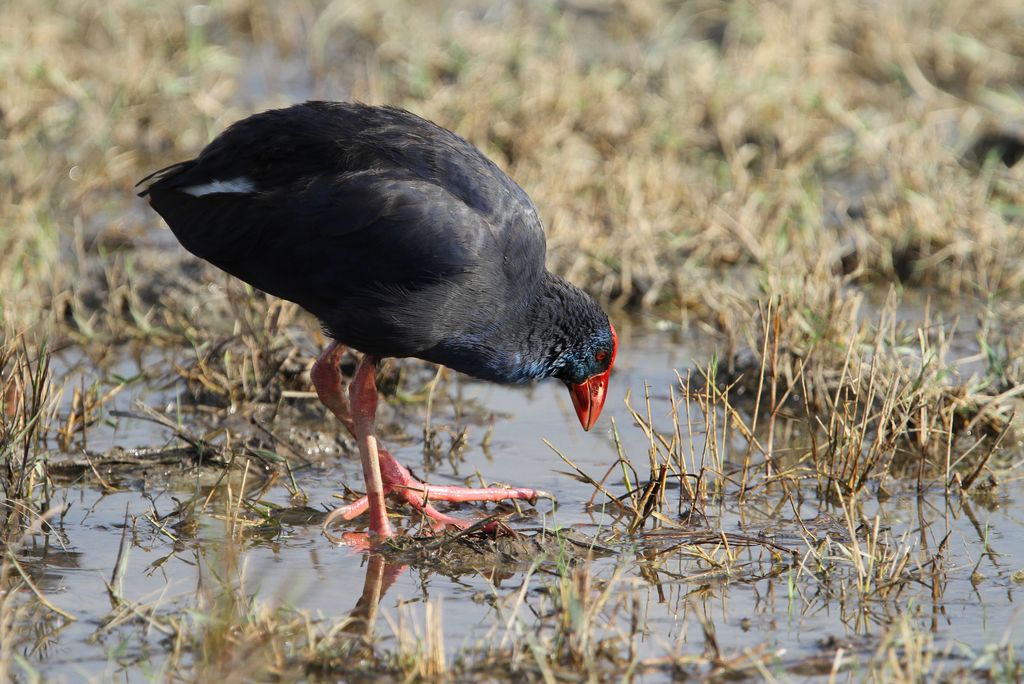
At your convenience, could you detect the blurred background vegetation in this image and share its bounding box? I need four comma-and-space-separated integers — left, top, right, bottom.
2, 0, 1021, 342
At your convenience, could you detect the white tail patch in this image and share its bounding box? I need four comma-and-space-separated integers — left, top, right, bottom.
181, 177, 256, 197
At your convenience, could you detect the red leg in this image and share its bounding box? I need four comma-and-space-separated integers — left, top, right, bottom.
312, 344, 553, 538
349, 355, 393, 538
311, 342, 355, 434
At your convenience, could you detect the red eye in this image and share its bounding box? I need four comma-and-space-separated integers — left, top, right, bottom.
595, 351, 608, 363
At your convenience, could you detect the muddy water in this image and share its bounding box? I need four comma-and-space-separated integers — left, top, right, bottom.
18, 327, 1024, 680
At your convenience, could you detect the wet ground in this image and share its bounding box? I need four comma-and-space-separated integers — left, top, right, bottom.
13, 325, 1024, 681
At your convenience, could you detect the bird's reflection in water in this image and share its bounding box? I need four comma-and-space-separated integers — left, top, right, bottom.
331, 528, 532, 645
345, 551, 407, 637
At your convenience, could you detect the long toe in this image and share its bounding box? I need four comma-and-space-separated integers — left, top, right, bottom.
322, 496, 371, 531
376, 447, 555, 506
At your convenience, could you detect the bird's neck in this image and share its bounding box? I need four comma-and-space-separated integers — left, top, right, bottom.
425, 271, 585, 384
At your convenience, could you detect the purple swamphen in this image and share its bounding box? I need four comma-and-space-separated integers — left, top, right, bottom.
138, 102, 617, 538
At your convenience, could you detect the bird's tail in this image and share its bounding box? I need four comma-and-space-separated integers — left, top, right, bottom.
135, 160, 197, 198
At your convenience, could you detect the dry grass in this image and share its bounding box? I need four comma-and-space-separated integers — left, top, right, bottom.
2, 0, 1024, 680
2, 0, 1022, 451
3, 0, 1022, 442
2, 0, 1022, 331
0, 339, 61, 535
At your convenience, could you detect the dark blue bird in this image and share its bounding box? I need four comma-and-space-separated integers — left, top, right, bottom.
138, 101, 616, 538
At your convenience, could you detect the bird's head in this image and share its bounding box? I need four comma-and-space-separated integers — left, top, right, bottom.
557, 321, 617, 431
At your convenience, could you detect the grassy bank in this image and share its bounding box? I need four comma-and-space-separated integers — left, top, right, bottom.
3, 0, 1022, 509
3, 0, 1022, 330
2, 0, 1024, 680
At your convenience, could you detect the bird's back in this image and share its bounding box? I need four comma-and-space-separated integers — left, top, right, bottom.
140, 102, 547, 360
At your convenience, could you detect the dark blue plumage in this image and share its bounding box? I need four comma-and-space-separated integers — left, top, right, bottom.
138, 101, 615, 413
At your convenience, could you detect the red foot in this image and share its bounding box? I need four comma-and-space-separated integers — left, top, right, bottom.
313, 343, 552, 540
322, 443, 553, 534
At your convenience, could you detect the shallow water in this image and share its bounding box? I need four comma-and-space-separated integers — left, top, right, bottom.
15, 326, 1024, 680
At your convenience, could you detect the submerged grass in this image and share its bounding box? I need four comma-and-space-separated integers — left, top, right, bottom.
71, 477, 1023, 682
2, 0, 1024, 680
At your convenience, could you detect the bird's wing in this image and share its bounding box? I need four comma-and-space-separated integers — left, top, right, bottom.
300, 174, 548, 355
299, 172, 505, 292
144, 165, 545, 339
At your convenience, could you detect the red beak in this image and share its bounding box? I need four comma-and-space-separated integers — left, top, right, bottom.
569, 370, 611, 431
567, 323, 617, 431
